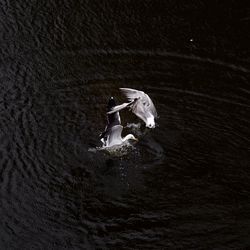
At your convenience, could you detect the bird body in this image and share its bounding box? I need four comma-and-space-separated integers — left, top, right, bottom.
107, 88, 158, 128
100, 97, 137, 147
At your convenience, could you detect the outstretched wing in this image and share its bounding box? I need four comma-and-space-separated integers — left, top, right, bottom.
120, 88, 158, 118
107, 100, 136, 115
107, 102, 131, 115
144, 93, 158, 118
100, 98, 121, 140
120, 88, 145, 101
107, 125, 123, 146
130, 99, 148, 124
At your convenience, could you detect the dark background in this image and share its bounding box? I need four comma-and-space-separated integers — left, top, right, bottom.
0, 0, 250, 249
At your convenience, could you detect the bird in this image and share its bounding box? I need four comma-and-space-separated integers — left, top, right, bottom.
100, 97, 138, 147
107, 88, 158, 128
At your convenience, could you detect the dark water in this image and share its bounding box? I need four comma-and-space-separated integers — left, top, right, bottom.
0, 1, 250, 249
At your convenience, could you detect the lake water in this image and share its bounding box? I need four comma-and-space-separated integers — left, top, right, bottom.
0, 1, 250, 249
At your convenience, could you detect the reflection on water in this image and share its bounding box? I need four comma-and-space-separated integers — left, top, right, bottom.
1, 1, 250, 249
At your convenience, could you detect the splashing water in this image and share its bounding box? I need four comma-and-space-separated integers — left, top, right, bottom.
89, 140, 137, 157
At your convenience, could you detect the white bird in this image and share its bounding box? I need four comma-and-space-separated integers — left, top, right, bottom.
107, 88, 158, 128
100, 97, 137, 147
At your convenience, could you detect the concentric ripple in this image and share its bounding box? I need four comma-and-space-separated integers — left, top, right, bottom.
1, 0, 250, 249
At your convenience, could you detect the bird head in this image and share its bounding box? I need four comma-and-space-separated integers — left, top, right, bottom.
125, 134, 138, 142
146, 117, 155, 128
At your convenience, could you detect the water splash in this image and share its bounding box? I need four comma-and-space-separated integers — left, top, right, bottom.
89, 141, 136, 157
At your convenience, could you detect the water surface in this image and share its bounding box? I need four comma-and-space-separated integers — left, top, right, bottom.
0, 1, 250, 249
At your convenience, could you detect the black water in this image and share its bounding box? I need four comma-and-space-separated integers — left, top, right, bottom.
0, 1, 250, 249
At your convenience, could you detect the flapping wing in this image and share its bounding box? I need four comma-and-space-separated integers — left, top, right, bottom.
107, 125, 123, 146
131, 100, 148, 124
120, 88, 145, 101
144, 93, 158, 118
100, 110, 121, 140
107, 102, 131, 115
120, 88, 158, 118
